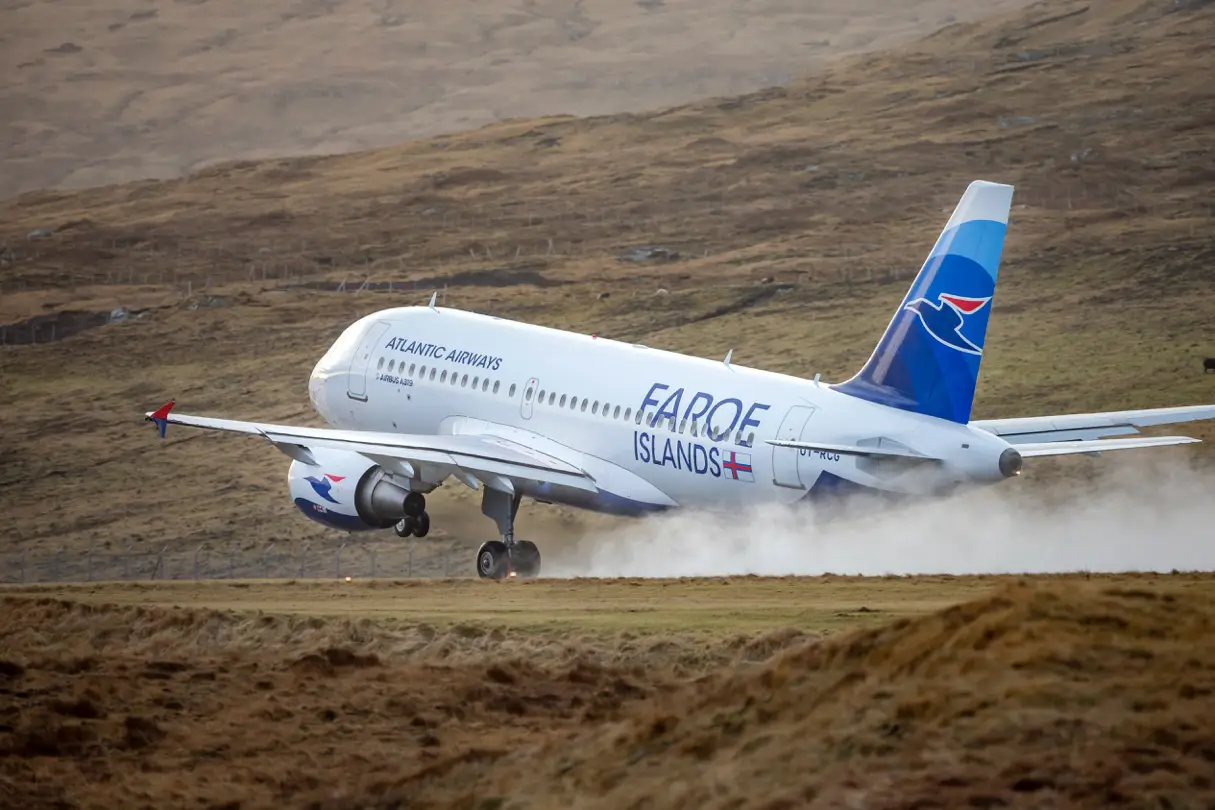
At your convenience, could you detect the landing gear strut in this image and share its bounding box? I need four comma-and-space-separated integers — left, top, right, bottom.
394, 492, 430, 538
477, 488, 540, 580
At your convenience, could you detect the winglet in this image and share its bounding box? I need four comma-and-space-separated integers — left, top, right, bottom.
146, 399, 175, 438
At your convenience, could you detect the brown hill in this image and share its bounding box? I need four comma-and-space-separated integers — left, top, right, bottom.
463, 579, 1215, 810
3, 578, 1214, 808
0, 0, 1213, 568
1, 0, 1029, 198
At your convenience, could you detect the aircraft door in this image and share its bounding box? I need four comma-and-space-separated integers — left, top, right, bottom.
520, 377, 539, 419
771, 405, 815, 488
346, 320, 391, 401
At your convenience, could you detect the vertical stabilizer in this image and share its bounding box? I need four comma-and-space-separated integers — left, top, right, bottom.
833, 180, 1014, 423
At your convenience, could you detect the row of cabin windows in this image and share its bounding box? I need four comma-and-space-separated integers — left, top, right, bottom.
377, 356, 518, 398
525, 385, 756, 447
376, 355, 754, 447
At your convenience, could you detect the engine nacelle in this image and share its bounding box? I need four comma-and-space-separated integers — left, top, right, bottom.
287, 448, 417, 531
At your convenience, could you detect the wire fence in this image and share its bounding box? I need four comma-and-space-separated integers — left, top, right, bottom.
0, 539, 476, 585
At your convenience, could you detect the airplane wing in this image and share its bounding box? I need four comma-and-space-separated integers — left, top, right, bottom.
970, 405, 1215, 444
144, 401, 597, 493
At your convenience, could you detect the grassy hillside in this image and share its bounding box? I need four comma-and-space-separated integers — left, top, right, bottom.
0, 0, 1213, 565
1, 0, 1028, 197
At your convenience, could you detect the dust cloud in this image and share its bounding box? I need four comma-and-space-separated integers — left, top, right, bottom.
548, 455, 1215, 577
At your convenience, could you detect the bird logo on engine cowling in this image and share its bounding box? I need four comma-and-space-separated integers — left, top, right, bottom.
304, 473, 345, 503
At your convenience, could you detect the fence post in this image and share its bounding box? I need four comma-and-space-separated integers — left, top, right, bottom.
123, 541, 134, 579
299, 543, 309, 578
262, 541, 276, 578
19, 550, 26, 583
194, 543, 206, 581
407, 540, 413, 578
86, 542, 94, 582
335, 542, 347, 578
153, 546, 166, 580
52, 546, 64, 581
369, 545, 378, 578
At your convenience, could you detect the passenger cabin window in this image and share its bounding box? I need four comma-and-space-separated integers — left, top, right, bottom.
549, 392, 556, 406
614, 405, 621, 419
559, 394, 567, 408
388, 360, 395, 372
625, 408, 632, 421
440, 370, 448, 383
377, 357, 385, 370
591, 401, 599, 415
538, 389, 545, 402
461, 374, 468, 387
482, 379, 489, 392
472, 376, 479, 389
429, 368, 436, 381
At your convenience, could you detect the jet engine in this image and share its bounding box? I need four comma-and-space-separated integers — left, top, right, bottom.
287, 448, 418, 531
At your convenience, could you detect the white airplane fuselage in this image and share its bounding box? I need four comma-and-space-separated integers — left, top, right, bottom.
300, 304, 1017, 519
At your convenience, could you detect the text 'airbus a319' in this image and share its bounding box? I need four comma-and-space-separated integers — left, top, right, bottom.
146, 181, 1215, 579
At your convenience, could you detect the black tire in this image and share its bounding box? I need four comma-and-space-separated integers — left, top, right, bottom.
511, 540, 541, 579
477, 540, 509, 580
412, 511, 430, 538
403, 491, 426, 518
394, 516, 416, 538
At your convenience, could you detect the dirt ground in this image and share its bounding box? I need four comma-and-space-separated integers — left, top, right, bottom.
3, 574, 1214, 809
2, 0, 1213, 576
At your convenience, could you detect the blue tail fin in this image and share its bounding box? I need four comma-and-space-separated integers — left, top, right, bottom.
833, 180, 1014, 424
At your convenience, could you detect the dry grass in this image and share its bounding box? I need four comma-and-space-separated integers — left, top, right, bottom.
1, 0, 1030, 198
1, 0, 1213, 568
2, 574, 1010, 633
3, 574, 1214, 808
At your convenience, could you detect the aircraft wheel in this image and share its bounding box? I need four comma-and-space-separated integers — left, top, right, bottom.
477, 540, 510, 580
394, 516, 416, 538
403, 491, 427, 518
413, 510, 430, 538
511, 540, 541, 579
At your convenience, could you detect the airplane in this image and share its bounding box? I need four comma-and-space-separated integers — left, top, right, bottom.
145, 180, 1215, 580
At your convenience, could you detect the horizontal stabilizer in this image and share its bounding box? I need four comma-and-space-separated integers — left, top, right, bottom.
1016, 435, 1200, 458
765, 439, 929, 460
972, 404, 1215, 444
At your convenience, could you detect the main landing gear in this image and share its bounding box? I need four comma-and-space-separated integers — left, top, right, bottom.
394, 491, 431, 538
476, 488, 540, 580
